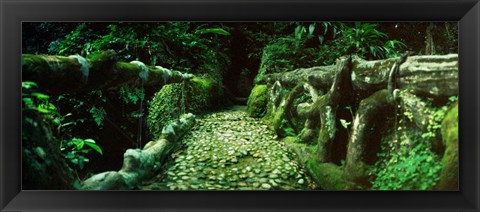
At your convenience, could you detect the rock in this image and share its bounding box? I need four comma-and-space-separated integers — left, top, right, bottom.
269, 179, 278, 187
261, 183, 272, 189
438, 104, 458, 190
238, 182, 248, 187
246, 85, 269, 118
269, 174, 279, 179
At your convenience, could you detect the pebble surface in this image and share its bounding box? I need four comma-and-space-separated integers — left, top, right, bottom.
141, 106, 315, 190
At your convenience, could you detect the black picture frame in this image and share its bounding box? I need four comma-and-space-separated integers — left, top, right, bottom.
1, 0, 479, 211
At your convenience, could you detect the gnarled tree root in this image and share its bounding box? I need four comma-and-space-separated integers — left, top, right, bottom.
299, 56, 354, 162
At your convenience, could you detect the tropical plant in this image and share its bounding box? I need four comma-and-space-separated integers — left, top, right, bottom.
61, 138, 103, 170
22, 81, 103, 171
339, 22, 406, 59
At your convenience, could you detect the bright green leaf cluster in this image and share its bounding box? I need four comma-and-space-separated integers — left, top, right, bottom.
370, 139, 442, 190
62, 137, 103, 170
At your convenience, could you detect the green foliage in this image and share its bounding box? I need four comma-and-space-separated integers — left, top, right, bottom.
257, 22, 407, 80
89, 106, 106, 128
61, 138, 102, 170
22, 81, 59, 121
119, 86, 145, 105
257, 36, 320, 79
49, 23, 100, 56
340, 119, 351, 129
195, 27, 230, 36
421, 96, 457, 140
51, 23, 231, 82
370, 135, 442, 190
147, 78, 216, 139
369, 96, 458, 190
22, 81, 103, 171
324, 22, 406, 62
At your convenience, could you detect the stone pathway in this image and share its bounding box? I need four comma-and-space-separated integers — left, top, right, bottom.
141, 106, 316, 190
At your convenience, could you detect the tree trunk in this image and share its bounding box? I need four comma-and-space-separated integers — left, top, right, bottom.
344, 52, 410, 182
81, 113, 195, 190
425, 23, 436, 55
344, 90, 394, 181
299, 56, 354, 162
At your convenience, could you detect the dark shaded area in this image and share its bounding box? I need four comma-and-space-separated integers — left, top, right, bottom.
22, 109, 74, 189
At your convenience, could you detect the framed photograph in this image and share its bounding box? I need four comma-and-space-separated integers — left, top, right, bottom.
1, 0, 479, 211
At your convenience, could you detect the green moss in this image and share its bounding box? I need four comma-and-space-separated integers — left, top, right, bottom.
271, 105, 297, 138
190, 77, 213, 90
147, 77, 218, 139
283, 136, 300, 145
112, 62, 143, 82
306, 161, 353, 190
272, 106, 285, 135
283, 135, 354, 190
147, 84, 182, 139
246, 85, 268, 118
438, 103, 458, 190
115, 62, 140, 71
441, 103, 458, 147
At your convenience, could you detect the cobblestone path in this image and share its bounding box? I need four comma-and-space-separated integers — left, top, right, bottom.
141, 106, 316, 190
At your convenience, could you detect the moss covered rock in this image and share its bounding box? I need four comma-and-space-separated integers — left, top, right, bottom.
437, 103, 458, 190
306, 161, 354, 190
246, 85, 268, 118
147, 77, 216, 139
282, 135, 355, 190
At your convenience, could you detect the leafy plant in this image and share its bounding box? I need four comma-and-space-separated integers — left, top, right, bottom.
340, 119, 351, 129
369, 95, 457, 190
119, 86, 145, 105
195, 27, 231, 36
49, 23, 100, 56
61, 138, 103, 169
22, 81, 59, 121
22, 81, 104, 171
339, 22, 406, 59
89, 106, 106, 128
370, 137, 442, 190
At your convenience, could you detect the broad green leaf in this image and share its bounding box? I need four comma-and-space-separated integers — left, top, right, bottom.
31, 92, 49, 100
318, 35, 324, 44
195, 28, 230, 36
22, 81, 38, 89
37, 105, 51, 113
308, 24, 315, 36
340, 119, 351, 129
84, 141, 103, 155
84, 138, 96, 144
